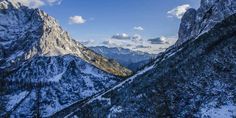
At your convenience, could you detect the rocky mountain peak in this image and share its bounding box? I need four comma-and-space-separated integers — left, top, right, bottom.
0, 0, 132, 77
176, 0, 236, 45
0, 0, 20, 9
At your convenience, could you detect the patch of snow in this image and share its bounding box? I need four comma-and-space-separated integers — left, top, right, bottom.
7, 51, 24, 61
6, 91, 29, 111
107, 106, 123, 118
186, 22, 191, 29
212, 80, 226, 93
80, 75, 97, 97
41, 88, 78, 117
0, 64, 9, 69
80, 89, 97, 98
82, 65, 104, 78
13, 91, 37, 116
97, 96, 111, 105
71, 115, 79, 118
136, 94, 144, 99
201, 103, 236, 118
43, 98, 64, 117
110, 106, 123, 113
83, 76, 94, 87
166, 51, 177, 58
49, 71, 65, 82
0, 40, 13, 46
159, 47, 184, 62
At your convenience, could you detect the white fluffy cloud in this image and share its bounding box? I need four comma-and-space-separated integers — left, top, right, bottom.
133, 26, 144, 31
167, 4, 191, 19
148, 36, 169, 44
69, 16, 86, 25
11, 0, 62, 8
112, 33, 130, 40
111, 33, 142, 40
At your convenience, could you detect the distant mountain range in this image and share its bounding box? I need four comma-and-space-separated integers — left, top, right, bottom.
90, 46, 156, 71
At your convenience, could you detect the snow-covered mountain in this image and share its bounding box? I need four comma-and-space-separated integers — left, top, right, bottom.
0, 0, 131, 77
60, 0, 236, 117
0, 0, 132, 117
90, 46, 156, 71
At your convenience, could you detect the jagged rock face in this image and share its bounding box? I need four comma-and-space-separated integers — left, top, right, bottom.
0, 1, 44, 70
177, 8, 197, 44
0, 0, 132, 77
72, 12, 236, 118
177, 0, 236, 45
90, 46, 156, 71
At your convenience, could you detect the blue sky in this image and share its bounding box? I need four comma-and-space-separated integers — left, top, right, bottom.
39, 0, 200, 43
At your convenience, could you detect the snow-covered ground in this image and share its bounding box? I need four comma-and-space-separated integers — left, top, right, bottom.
7, 51, 24, 61
107, 106, 123, 118
6, 91, 29, 111
49, 71, 65, 82
200, 102, 236, 118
